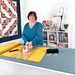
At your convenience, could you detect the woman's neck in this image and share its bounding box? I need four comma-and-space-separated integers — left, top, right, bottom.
29, 21, 36, 25
29, 21, 36, 24
29, 21, 36, 28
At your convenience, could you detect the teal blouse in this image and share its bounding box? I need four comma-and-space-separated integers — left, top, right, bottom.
22, 22, 43, 46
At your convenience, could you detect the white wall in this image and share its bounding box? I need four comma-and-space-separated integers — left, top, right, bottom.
1, 0, 75, 48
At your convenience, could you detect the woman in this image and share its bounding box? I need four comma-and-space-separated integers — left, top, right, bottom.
22, 11, 43, 47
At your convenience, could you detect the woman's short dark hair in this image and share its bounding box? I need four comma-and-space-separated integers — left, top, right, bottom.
27, 11, 37, 20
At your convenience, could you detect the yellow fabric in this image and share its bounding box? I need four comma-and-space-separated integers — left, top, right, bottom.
1, 45, 48, 62
0, 42, 20, 54
9, 47, 35, 60
28, 47, 48, 62
1, 45, 24, 57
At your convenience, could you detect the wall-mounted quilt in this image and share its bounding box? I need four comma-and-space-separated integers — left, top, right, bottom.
0, 0, 21, 43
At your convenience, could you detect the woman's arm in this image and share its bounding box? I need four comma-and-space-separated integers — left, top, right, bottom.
22, 25, 28, 44
31, 23, 43, 45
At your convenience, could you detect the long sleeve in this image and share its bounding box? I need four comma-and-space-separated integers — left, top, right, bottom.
22, 25, 28, 44
31, 23, 43, 45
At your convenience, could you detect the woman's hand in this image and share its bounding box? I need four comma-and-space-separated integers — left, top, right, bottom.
26, 41, 32, 47
26, 42, 29, 46
29, 42, 32, 46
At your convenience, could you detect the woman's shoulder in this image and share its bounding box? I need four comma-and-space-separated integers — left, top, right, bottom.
25, 22, 29, 26
36, 22, 42, 26
24, 23, 29, 27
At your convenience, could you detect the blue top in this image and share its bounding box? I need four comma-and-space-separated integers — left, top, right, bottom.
22, 22, 43, 46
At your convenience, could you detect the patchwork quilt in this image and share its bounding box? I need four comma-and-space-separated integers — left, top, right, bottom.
0, 0, 18, 38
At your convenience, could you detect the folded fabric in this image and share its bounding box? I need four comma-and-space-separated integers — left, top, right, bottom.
28, 47, 48, 62
0, 42, 20, 54
1, 45, 24, 57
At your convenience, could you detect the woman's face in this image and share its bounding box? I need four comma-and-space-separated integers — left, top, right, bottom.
29, 15, 36, 22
